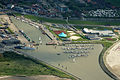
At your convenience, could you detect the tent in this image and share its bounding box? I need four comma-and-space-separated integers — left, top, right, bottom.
58, 32, 67, 37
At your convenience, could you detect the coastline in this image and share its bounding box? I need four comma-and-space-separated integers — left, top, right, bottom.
100, 41, 120, 80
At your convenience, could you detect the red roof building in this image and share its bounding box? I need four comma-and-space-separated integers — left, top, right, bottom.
53, 31, 66, 35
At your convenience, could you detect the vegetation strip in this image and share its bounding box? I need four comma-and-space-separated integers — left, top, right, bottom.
0, 51, 76, 80
14, 13, 120, 26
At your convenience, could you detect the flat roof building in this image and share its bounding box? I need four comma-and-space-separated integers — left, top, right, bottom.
83, 28, 115, 37
85, 34, 101, 40
58, 4, 69, 12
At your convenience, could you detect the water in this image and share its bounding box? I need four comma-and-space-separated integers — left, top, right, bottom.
10, 16, 112, 80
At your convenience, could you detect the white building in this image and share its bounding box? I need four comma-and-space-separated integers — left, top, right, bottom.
83, 28, 115, 37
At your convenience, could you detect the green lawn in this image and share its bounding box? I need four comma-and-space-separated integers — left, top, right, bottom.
0, 24, 2, 26
24, 15, 67, 24
13, 13, 22, 16
0, 51, 75, 80
14, 13, 120, 26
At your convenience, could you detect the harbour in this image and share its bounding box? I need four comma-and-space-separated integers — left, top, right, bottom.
10, 16, 112, 80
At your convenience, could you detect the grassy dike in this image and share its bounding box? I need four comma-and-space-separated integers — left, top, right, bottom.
0, 51, 76, 80
13, 13, 120, 26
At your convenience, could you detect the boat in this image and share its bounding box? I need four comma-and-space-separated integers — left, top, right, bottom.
35, 25, 39, 29
73, 58, 76, 62
39, 41, 42, 44
14, 46, 35, 50
39, 37, 41, 40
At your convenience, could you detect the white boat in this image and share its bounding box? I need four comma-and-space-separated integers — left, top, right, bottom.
39, 40, 42, 44
39, 37, 41, 40
35, 25, 39, 29
73, 58, 76, 62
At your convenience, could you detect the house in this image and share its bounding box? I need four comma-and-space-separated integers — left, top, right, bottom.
58, 4, 69, 12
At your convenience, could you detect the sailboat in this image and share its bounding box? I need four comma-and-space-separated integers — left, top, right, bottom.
40, 40, 42, 44
73, 58, 76, 63
39, 37, 41, 40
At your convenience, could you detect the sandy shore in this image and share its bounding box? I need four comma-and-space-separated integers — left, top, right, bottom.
105, 41, 120, 79
0, 75, 71, 80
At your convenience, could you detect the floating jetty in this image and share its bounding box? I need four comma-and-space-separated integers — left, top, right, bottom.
69, 54, 88, 58
62, 44, 94, 58
14, 46, 35, 50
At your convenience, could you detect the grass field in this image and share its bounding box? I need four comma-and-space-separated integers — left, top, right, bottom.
24, 15, 67, 24
0, 51, 75, 80
14, 13, 120, 26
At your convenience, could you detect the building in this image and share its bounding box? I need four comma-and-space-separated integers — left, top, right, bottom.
58, 4, 69, 12
85, 34, 101, 40
83, 28, 115, 37
61, 38, 71, 41
2, 38, 21, 45
7, 4, 15, 9
58, 32, 67, 37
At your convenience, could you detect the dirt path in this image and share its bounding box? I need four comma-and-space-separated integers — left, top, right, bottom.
0, 75, 71, 80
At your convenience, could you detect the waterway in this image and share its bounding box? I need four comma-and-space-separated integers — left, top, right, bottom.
10, 16, 112, 80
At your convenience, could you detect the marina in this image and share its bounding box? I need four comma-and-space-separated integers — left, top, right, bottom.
10, 16, 112, 80
14, 46, 36, 50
